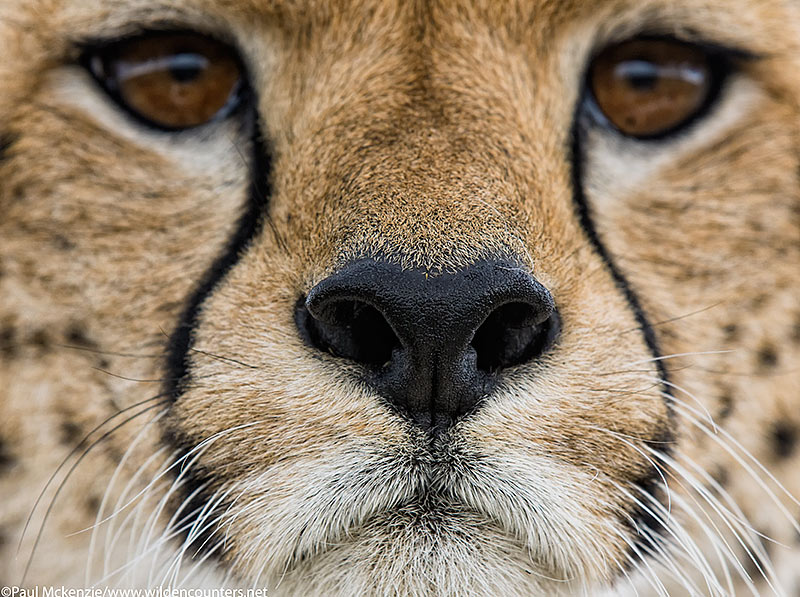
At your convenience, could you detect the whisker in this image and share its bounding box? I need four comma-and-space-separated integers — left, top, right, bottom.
90, 368, 168, 383
21, 399, 169, 584
618, 302, 725, 335
85, 419, 262, 543
589, 426, 672, 514
658, 378, 718, 431
189, 346, 259, 370
224, 130, 288, 256
625, 350, 736, 367
90, 368, 225, 384
671, 401, 800, 518
88, 422, 266, 585
90, 440, 167, 557
93, 487, 211, 587
83, 420, 169, 584
648, 447, 781, 594
608, 522, 671, 597
53, 342, 164, 359
19, 392, 171, 556
637, 469, 751, 594
160, 488, 233, 586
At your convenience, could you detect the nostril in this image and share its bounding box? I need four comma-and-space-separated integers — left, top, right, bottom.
296, 297, 401, 368
296, 258, 560, 430
471, 302, 561, 373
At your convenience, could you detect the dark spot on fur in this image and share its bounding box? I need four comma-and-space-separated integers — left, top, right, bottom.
771, 421, 798, 459
0, 133, 17, 160
744, 529, 773, 580
757, 344, 779, 371
85, 494, 102, 515
31, 329, 49, 348
105, 444, 124, 464
621, 425, 675, 557
717, 391, 734, 420
722, 323, 738, 341
0, 325, 16, 359
60, 420, 84, 446
792, 315, 800, 345
744, 554, 766, 583
53, 234, 76, 251
98, 358, 110, 369
66, 324, 96, 348
750, 294, 769, 310
0, 438, 15, 472
710, 466, 729, 489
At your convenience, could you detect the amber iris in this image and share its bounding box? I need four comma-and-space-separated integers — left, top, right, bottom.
89, 33, 242, 129
590, 39, 713, 138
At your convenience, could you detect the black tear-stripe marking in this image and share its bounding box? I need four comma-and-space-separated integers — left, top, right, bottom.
569, 128, 673, 396
164, 113, 271, 400
570, 116, 675, 558
162, 111, 271, 554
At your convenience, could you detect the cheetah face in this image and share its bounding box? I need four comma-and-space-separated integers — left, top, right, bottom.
1, 0, 799, 595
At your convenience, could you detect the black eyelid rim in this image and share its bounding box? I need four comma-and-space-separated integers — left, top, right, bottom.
592, 31, 761, 63
583, 33, 760, 142
77, 28, 251, 133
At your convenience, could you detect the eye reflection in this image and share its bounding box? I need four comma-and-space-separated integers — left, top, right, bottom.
86, 32, 243, 130
590, 39, 715, 138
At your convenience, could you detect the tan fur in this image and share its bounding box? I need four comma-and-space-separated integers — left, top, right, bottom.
1, 0, 799, 594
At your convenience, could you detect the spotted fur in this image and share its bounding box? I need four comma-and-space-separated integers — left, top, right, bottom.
1, 0, 799, 595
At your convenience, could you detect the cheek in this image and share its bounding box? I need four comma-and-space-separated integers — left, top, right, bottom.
588, 105, 798, 342
168, 250, 410, 464
0, 102, 249, 342
468, 253, 670, 481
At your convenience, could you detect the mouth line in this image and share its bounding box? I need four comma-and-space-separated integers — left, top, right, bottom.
215, 439, 607, 586
284, 484, 575, 586
280, 448, 554, 575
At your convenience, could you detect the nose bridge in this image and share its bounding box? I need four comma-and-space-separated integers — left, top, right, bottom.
281, 25, 565, 431
266, 13, 541, 273
325, 119, 531, 271
263, 0, 557, 273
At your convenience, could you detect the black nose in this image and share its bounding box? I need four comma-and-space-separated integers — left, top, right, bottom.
295, 259, 560, 430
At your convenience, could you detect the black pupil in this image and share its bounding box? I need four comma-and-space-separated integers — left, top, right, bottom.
616, 59, 659, 91
168, 52, 208, 83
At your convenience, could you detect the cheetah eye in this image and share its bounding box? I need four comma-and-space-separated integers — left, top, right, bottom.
83, 32, 243, 131
588, 38, 727, 139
